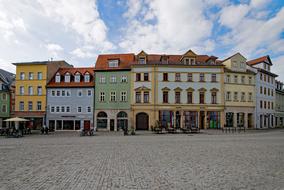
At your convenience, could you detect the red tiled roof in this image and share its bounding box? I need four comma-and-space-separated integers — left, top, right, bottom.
95, 53, 135, 70
47, 67, 95, 88
247, 55, 271, 65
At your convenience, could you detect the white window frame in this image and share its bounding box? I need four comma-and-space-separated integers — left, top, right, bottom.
108, 59, 119, 67
37, 101, 42, 111
77, 106, 82, 113
87, 89, 92, 96
84, 73, 90, 82
110, 75, 116, 83
75, 73, 81, 83
77, 90, 83, 97
37, 86, 42, 95
51, 106, 55, 113
65, 73, 70, 83
100, 92, 105, 102
110, 91, 116, 102
38, 72, 43, 80
51, 90, 55, 97
19, 101, 24, 111
121, 76, 127, 83
87, 106, 91, 113
29, 72, 33, 80
28, 86, 33, 95
121, 91, 127, 102
20, 72, 25, 80
55, 73, 61, 83
99, 75, 106, 83
20, 86, 24, 95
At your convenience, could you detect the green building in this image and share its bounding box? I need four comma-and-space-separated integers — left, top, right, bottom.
0, 69, 15, 128
94, 54, 134, 131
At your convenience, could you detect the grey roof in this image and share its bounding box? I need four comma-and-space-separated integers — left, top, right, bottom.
0, 68, 15, 87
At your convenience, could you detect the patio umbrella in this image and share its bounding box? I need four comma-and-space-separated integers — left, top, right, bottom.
4, 117, 29, 130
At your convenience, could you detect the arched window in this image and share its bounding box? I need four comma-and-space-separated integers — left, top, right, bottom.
55, 73, 60, 83
65, 72, 70, 83
117, 111, 127, 118
97, 111, 107, 118
75, 72, 81, 83
84, 72, 90, 82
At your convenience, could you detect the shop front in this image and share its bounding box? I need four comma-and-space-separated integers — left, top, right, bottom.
207, 111, 221, 129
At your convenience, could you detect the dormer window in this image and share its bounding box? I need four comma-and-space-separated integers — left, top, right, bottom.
75, 73, 81, 83
139, 57, 146, 64
184, 58, 190, 65
55, 73, 61, 83
65, 73, 70, 83
84, 73, 90, 82
108, 59, 119, 67
190, 59, 195, 65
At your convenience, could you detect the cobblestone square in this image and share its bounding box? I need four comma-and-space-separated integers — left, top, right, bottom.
0, 130, 284, 190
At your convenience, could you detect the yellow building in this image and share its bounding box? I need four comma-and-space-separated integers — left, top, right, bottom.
222, 53, 257, 128
13, 61, 71, 129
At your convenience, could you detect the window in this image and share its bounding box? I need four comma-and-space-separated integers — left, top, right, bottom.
38, 72, 42, 80
211, 92, 217, 104
248, 92, 252, 101
139, 57, 146, 64
199, 73, 205, 82
144, 92, 149, 103
260, 86, 262, 94
190, 59, 195, 65
61, 106, 65, 113
77, 90, 82, 97
110, 76, 116, 83
20, 72, 25, 80
175, 91, 181, 103
271, 89, 274, 96
121, 76, 127, 83
66, 106, 70, 113
264, 74, 266, 82
268, 102, 270, 109
51, 90, 55, 97
135, 92, 141, 103
75, 73, 81, 82
37, 86, 42, 95
199, 92, 205, 104
272, 102, 274, 109
28, 101, 33, 111
268, 76, 270, 83
226, 92, 231, 101
226, 75, 230, 83
20, 86, 24, 95
100, 92, 105, 102
175, 73, 181, 82
110, 91, 116, 102
51, 106, 55, 113
99, 75, 106, 83
87, 106, 91, 113
241, 92, 245, 101
211, 74, 217, 82
121, 91, 127, 102
56, 106, 60, 113
84, 73, 90, 82
65, 73, 70, 82
264, 101, 266, 109
187, 92, 193, 104
163, 91, 168, 103
67, 90, 71, 97
87, 90, 92, 96
234, 75, 238, 83
187, 73, 193, 82
29, 72, 33, 80
234, 92, 238, 101
77, 107, 82, 113
248, 77, 252, 84
28, 86, 33, 95
108, 59, 119, 67
56, 90, 60, 97
136, 73, 141, 81
19, 101, 24, 111
264, 87, 266, 95
260, 73, 263, 80
144, 73, 149, 81
163, 73, 168, 81
2, 93, 7, 100
37, 101, 42, 111
260, 100, 263, 108
62, 90, 65, 97
55, 73, 60, 83
185, 58, 190, 65
268, 88, 270, 96
2, 105, 7, 113
241, 76, 245, 84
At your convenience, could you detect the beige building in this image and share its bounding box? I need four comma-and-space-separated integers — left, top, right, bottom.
222, 53, 256, 128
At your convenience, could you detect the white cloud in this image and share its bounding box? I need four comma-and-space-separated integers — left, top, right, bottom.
219, 4, 250, 28
71, 47, 96, 58
46, 43, 64, 58
250, 0, 271, 9
272, 55, 284, 82
37, 0, 114, 51
120, 0, 218, 54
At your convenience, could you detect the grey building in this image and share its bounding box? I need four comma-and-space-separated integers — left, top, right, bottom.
46, 67, 95, 131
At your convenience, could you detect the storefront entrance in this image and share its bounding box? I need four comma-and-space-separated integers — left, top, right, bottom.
136, 112, 149, 130
184, 111, 198, 129
208, 111, 221, 129
117, 111, 128, 131
97, 112, 108, 129
226, 112, 234, 127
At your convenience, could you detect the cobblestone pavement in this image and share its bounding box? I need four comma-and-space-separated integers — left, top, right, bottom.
0, 129, 284, 190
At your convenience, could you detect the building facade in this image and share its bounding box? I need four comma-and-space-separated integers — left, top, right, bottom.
94, 54, 134, 131
247, 56, 278, 128
222, 53, 256, 128
275, 80, 284, 127
0, 69, 15, 128
13, 61, 71, 129
46, 67, 95, 131
132, 50, 225, 130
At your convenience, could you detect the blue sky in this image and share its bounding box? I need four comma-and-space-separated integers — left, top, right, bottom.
0, 0, 283, 80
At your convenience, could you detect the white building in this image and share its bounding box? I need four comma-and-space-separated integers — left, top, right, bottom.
247, 56, 278, 128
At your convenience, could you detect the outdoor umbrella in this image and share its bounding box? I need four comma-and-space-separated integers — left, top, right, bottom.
4, 117, 29, 130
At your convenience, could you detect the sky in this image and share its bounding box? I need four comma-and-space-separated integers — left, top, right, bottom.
0, 0, 284, 80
